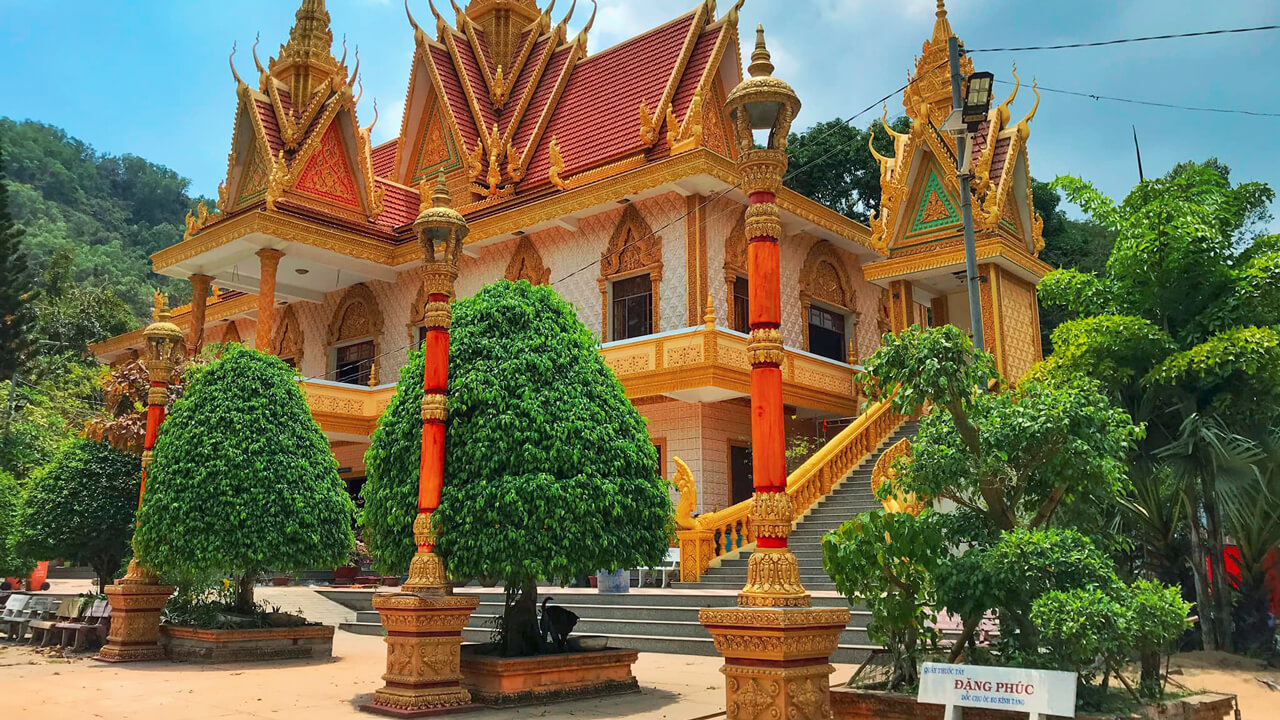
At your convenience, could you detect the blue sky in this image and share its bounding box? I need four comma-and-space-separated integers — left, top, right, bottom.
2, 0, 1277, 231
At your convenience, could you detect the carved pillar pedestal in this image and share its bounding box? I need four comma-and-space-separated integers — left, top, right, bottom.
363, 592, 480, 717
96, 572, 174, 662
699, 606, 850, 720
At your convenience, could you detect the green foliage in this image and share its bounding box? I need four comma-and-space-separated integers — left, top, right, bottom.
0, 119, 195, 322
859, 325, 997, 414
823, 511, 946, 689
863, 326, 1140, 534
786, 115, 911, 222
0, 146, 37, 376
135, 346, 355, 602
10, 438, 139, 591
1145, 327, 1280, 424
0, 469, 35, 577
360, 344, 428, 575
1039, 316, 1175, 395
363, 281, 673, 591
1037, 268, 1121, 319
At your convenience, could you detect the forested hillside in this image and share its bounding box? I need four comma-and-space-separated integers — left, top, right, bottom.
0, 118, 205, 481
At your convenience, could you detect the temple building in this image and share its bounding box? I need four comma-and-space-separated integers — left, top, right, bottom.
91, 0, 1050, 514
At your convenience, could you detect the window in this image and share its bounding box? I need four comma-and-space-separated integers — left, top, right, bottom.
611, 274, 652, 341
807, 304, 846, 362
732, 276, 750, 334
335, 340, 375, 385
279, 356, 298, 371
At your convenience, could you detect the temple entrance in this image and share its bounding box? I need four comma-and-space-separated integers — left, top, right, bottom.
729, 442, 752, 505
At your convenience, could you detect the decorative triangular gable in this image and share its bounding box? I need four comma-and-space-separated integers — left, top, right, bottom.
408, 96, 463, 186
293, 123, 362, 210
702, 79, 733, 159
236, 139, 271, 207
896, 160, 962, 249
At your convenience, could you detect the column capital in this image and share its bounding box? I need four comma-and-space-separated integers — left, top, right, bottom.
255, 247, 285, 264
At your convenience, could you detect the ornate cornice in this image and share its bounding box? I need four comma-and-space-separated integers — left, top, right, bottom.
862, 236, 1053, 283
89, 293, 258, 358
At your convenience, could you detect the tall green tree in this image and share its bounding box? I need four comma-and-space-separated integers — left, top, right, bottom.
135, 346, 355, 610
0, 146, 37, 377
786, 115, 911, 222
11, 438, 139, 592
362, 281, 672, 655
1038, 161, 1280, 651
0, 469, 35, 580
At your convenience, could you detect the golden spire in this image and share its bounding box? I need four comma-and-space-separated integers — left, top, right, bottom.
748, 25, 773, 78
284, 0, 334, 58
932, 0, 953, 44
272, 0, 341, 102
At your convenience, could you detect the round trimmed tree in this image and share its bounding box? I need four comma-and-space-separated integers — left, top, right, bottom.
11, 439, 139, 592
135, 345, 355, 610
362, 280, 672, 654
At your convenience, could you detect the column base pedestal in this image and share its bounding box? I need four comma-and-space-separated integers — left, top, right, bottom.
700, 605, 850, 720
362, 591, 480, 718
96, 580, 175, 663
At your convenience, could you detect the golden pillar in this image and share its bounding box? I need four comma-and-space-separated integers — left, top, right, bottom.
97, 291, 183, 663
888, 279, 914, 333
255, 248, 284, 351
699, 27, 849, 720
188, 273, 213, 355
365, 174, 478, 717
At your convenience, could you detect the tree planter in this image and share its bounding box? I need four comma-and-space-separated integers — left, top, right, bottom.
830, 688, 1238, 720
271, 576, 293, 586
460, 644, 639, 707
159, 624, 334, 663
333, 565, 359, 586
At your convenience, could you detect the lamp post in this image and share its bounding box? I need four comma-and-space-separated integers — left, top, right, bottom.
948, 38, 993, 351
698, 26, 849, 720
97, 291, 183, 663
366, 173, 479, 718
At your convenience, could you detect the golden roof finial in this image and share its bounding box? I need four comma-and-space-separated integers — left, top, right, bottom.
1015, 79, 1041, 140
152, 289, 171, 323
704, 294, 716, 329
575, 0, 597, 49
994, 63, 1020, 126
749, 24, 774, 78
229, 42, 246, 88
285, 0, 333, 55
932, 0, 954, 42
724, 0, 746, 27
432, 171, 453, 209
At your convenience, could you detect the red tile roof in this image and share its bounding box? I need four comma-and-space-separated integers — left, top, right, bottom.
511, 43, 572, 156
988, 136, 1012, 183
255, 99, 286, 155
375, 180, 419, 228
650, 24, 723, 157
524, 12, 699, 184
429, 43, 482, 151
450, 32, 500, 134
371, 140, 397, 178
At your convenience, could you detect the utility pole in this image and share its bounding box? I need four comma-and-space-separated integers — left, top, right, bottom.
948, 35, 985, 351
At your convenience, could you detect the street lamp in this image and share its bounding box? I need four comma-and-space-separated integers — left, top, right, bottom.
97, 290, 183, 663
962, 71, 994, 130
699, 25, 850, 720
366, 172, 478, 718
948, 36, 988, 350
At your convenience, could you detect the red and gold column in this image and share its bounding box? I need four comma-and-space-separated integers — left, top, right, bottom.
98, 291, 183, 663
699, 26, 849, 720
366, 175, 478, 718
187, 273, 213, 355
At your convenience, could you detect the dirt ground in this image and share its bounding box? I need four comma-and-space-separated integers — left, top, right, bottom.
1167, 651, 1280, 720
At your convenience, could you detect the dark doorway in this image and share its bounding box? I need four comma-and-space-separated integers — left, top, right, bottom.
807, 304, 846, 362
730, 443, 753, 505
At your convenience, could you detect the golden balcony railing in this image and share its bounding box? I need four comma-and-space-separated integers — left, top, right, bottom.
599, 325, 862, 416
674, 396, 910, 583
299, 378, 397, 437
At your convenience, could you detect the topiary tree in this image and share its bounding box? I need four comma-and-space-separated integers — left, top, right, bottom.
0, 469, 36, 581
134, 345, 355, 611
362, 280, 672, 655
10, 438, 139, 592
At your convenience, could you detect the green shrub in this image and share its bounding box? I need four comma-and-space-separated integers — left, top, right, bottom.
135, 345, 355, 610
0, 469, 35, 578
362, 281, 672, 655
11, 439, 138, 591
823, 510, 946, 689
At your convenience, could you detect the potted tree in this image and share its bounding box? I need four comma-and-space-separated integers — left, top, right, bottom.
133, 345, 356, 662
362, 281, 672, 705
11, 438, 140, 594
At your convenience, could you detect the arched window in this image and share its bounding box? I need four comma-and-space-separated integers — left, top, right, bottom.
326, 284, 384, 385
271, 305, 304, 370
504, 236, 551, 286
722, 211, 748, 333
799, 241, 857, 363
598, 204, 662, 342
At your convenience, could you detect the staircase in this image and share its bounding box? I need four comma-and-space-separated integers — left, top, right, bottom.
673, 420, 918, 593
327, 589, 879, 663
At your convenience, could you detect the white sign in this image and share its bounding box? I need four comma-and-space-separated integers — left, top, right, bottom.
918, 662, 1077, 718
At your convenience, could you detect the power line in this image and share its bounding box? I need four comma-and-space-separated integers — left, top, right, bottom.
969, 24, 1280, 53
992, 78, 1280, 118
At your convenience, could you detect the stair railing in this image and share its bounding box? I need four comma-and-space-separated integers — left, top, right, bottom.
674, 397, 910, 583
